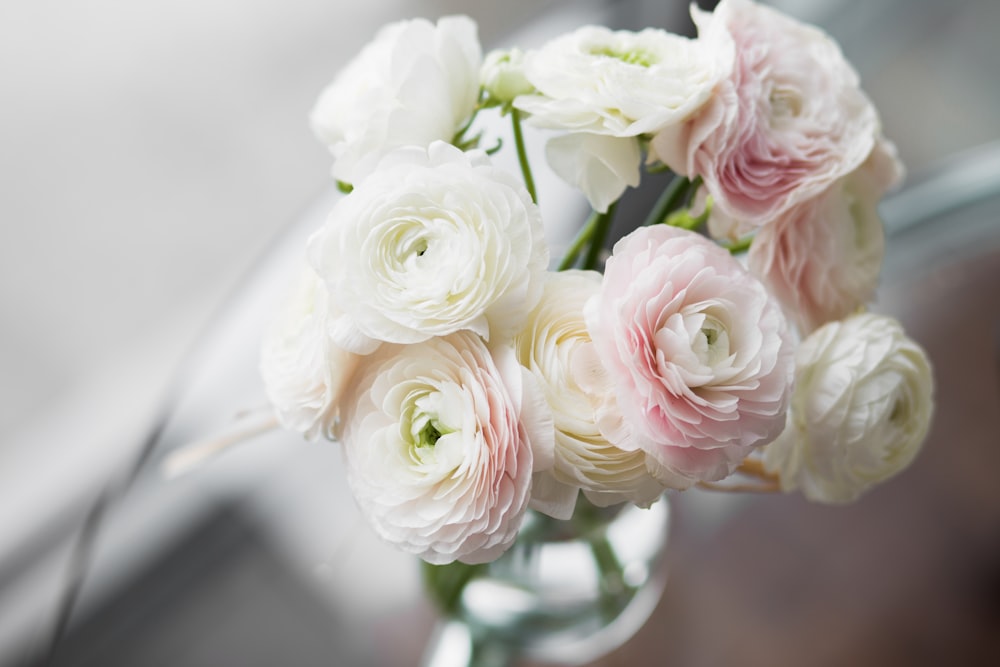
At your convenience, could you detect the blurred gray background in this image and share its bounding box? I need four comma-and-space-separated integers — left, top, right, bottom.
1, 0, 998, 665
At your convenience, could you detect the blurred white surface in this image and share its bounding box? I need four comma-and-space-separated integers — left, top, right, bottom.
0, 0, 575, 443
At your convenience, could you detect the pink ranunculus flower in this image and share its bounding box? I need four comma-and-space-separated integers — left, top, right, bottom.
651, 0, 879, 226
581, 225, 794, 488
748, 139, 904, 334
338, 331, 554, 565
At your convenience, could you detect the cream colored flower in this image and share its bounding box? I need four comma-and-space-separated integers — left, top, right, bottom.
259, 263, 359, 440
763, 313, 934, 504
513, 271, 664, 515
514, 25, 729, 137
308, 142, 548, 354
513, 24, 729, 212
310, 16, 482, 185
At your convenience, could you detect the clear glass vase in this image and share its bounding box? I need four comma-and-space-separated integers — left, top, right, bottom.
421, 496, 671, 667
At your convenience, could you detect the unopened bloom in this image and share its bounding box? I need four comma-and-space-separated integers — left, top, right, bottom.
481, 48, 533, 104
259, 263, 360, 440
748, 139, 904, 333
308, 142, 548, 354
763, 313, 933, 504
652, 0, 878, 225
338, 331, 554, 564
310, 16, 482, 185
513, 271, 664, 514
582, 225, 793, 488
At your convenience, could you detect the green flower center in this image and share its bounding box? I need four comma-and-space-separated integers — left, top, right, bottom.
416, 420, 443, 448
695, 317, 731, 367
590, 45, 656, 67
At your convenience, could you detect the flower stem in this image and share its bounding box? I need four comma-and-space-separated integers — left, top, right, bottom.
573, 500, 632, 622
588, 531, 630, 621
642, 174, 690, 227
696, 480, 782, 494
583, 201, 617, 271
162, 413, 280, 478
422, 560, 487, 617
557, 209, 602, 271
737, 457, 779, 482
510, 108, 537, 204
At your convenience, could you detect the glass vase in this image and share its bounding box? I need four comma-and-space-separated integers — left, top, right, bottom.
421, 496, 671, 667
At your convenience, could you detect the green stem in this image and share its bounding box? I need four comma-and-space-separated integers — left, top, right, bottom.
557, 209, 602, 271
583, 201, 617, 271
511, 108, 537, 204
468, 636, 517, 667
452, 93, 485, 148
572, 499, 632, 622
422, 560, 486, 617
642, 174, 690, 227
588, 531, 629, 622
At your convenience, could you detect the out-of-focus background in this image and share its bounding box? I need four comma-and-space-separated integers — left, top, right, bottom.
1, 0, 999, 665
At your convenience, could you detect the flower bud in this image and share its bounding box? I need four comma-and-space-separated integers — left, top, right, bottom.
481, 48, 533, 104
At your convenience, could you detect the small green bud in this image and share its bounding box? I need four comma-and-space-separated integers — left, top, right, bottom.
481, 48, 534, 105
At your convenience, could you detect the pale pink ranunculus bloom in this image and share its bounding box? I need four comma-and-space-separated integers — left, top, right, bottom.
581, 225, 794, 488
748, 139, 904, 334
763, 313, 933, 504
651, 0, 878, 226
259, 262, 360, 441
338, 331, 554, 565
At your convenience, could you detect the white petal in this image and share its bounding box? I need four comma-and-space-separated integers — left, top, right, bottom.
545, 133, 641, 213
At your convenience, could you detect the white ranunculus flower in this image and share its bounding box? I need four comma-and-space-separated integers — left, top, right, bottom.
514, 25, 731, 138
309, 16, 482, 186
514, 271, 664, 514
512, 25, 728, 212
339, 331, 554, 564
259, 263, 360, 440
308, 142, 549, 355
481, 48, 533, 104
763, 313, 934, 504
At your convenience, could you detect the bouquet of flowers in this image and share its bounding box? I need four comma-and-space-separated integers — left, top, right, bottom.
259, 0, 934, 568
